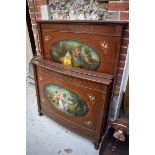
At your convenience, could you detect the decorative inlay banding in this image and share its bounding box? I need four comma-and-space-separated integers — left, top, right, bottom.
99, 41, 109, 53
44, 35, 51, 41
87, 94, 96, 104
39, 76, 44, 81
52, 74, 82, 85
84, 120, 93, 127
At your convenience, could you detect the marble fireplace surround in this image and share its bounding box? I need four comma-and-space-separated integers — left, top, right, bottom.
48, 0, 109, 20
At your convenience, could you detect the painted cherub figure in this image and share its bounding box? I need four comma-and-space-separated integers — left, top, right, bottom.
59, 94, 68, 111
72, 48, 82, 66
80, 47, 92, 64
53, 93, 68, 111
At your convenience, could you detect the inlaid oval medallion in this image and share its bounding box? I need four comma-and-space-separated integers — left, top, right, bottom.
43, 84, 89, 116
50, 40, 100, 71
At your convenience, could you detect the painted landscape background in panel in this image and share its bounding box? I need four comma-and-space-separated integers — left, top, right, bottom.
50, 40, 100, 71
44, 84, 89, 116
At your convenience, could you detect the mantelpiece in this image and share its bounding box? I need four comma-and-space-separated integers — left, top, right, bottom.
33, 20, 127, 149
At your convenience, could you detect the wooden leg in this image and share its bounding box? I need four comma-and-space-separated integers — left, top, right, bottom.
93, 141, 100, 150
38, 111, 43, 116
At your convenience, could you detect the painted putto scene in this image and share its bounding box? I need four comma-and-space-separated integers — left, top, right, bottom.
44, 84, 89, 116
50, 40, 100, 71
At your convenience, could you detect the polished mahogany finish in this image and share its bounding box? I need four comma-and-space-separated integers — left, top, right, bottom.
33, 57, 113, 149
33, 20, 127, 149
36, 20, 126, 75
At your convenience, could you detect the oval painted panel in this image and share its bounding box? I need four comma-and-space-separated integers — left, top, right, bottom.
43, 84, 89, 116
50, 40, 100, 71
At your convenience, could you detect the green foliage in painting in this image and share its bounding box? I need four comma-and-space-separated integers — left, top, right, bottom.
50, 40, 100, 71
43, 84, 89, 117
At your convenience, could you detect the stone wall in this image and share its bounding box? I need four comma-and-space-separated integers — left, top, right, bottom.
48, 0, 129, 21
48, 0, 108, 20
